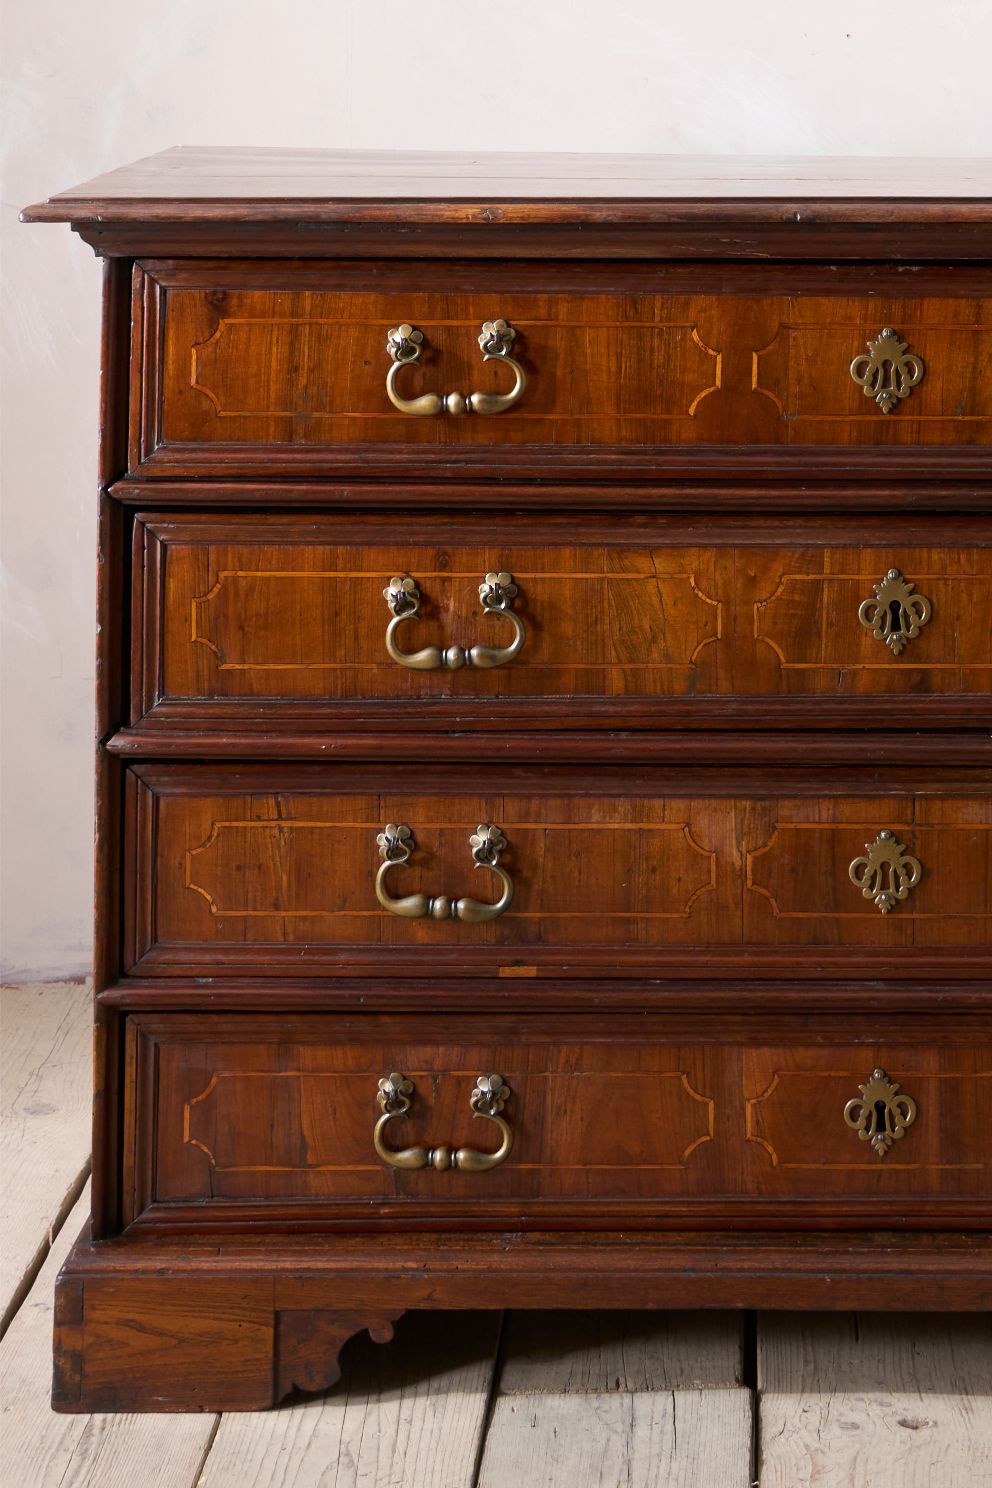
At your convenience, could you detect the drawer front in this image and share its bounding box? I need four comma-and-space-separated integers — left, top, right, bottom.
135, 513, 992, 727
124, 1012, 992, 1228
125, 764, 992, 977
136, 262, 992, 469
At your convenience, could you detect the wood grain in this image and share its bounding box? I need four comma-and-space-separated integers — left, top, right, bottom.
121, 1011, 992, 1228
51, 1222, 992, 1411
758, 1314, 992, 1487
499, 1310, 743, 1391
134, 512, 992, 725
22, 145, 992, 217
0, 1186, 218, 1474
139, 264, 992, 467
489, 1309, 751, 1486
478, 1389, 753, 1488
124, 763, 992, 974
198, 1311, 500, 1487
0, 983, 92, 1333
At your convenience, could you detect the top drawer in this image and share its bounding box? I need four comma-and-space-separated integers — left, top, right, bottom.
132, 262, 992, 476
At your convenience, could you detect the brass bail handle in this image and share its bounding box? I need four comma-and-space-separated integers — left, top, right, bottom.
383, 571, 525, 671
375, 823, 513, 923
374, 1072, 513, 1172
385, 319, 526, 416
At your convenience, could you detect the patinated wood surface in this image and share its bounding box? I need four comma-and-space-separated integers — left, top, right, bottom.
124, 764, 992, 972
138, 265, 992, 463
136, 514, 992, 719
122, 1011, 991, 1228
22, 145, 992, 216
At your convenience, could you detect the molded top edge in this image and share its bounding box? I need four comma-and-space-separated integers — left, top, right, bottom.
22, 146, 992, 224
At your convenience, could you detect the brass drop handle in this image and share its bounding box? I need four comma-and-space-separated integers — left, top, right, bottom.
374, 1072, 513, 1172
385, 319, 526, 416
375, 823, 513, 922
384, 571, 525, 671
843, 1068, 917, 1158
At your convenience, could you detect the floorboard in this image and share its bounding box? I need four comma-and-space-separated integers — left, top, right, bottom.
196, 1310, 502, 1488
478, 1387, 753, 1488
479, 1310, 753, 1487
0, 1185, 218, 1488
499, 1309, 744, 1392
757, 1312, 992, 1487
0, 981, 92, 1333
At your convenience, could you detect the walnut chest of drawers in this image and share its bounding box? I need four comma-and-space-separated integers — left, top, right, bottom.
24, 149, 992, 1412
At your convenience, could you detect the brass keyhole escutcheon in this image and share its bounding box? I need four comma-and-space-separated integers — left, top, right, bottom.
843, 1069, 918, 1157
848, 830, 922, 915
857, 569, 932, 656
850, 327, 925, 413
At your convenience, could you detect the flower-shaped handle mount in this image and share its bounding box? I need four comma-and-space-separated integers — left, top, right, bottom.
383, 571, 524, 671
385, 319, 526, 416
375, 823, 513, 923
374, 1072, 514, 1172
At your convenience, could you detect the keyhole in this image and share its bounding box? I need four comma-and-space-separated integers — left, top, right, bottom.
873, 1100, 888, 1136
888, 600, 904, 640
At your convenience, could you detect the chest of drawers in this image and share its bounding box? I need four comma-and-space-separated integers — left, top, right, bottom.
24, 150, 992, 1412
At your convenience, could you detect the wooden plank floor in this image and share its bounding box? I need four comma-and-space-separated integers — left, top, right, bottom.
3, 982, 990, 1486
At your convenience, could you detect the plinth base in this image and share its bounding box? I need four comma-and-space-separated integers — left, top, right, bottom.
53, 1225, 992, 1411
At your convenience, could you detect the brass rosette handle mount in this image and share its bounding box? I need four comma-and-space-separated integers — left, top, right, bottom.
385, 319, 526, 416
384, 571, 525, 671
375, 822, 513, 922
374, 1072, 513, 1172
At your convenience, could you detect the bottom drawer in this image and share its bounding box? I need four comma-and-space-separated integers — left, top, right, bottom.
124, 1013, 992, 1230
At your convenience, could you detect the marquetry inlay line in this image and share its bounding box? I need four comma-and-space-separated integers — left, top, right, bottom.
193, 315, 726, 331
183, 1068, 714, 1170
746, 822, 991, 919
678, 1071, 716, 1159
686, 328, 721, 415
755, 571, 987, 672
190, 567, 721, 668
755, 571, 988, 668
190, 411, 732, 422
751, 320, 990, 418
183, 817, 717, 919
191, 317, 721, 419
750, 334, 785, 414
189, 660, 712, 671
680, 825, 719, 914
745, 1070, 990, 1169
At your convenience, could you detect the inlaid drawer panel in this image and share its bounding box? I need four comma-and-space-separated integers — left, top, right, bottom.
125, 764, 992, 977
134, 513, 992, 728
135, 262, 992, 470
122, 1012, 992, 1228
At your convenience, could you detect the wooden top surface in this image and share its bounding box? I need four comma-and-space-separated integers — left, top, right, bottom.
22, 147, 992, 224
